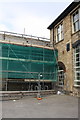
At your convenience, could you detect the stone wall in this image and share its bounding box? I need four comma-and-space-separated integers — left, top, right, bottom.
50, 7, 80, 93
0, 33, 50, 48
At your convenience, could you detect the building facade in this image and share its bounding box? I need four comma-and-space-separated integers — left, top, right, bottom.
48, 2, 80, 95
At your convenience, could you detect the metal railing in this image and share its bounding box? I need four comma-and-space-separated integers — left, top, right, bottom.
0, 31, 50, 42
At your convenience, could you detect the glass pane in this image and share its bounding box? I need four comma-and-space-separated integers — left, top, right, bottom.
57, 26, 61, 33
76, 68, 80, 71
76, 57, 79, 61
73, 15, 76, 22
57, 35, 59, 41
76, 53, 79, 57
76, 48, 79, 53
76, 62, 80, 66
74, 45, 80, 82
57, 23, 63, 42
57, 34, 61, 41
77, 72, 80, 76
59, 33, 61, 41
73, 11, 79, 22
76, 82, 80, 85
61, 32, 64, 40
75, 21, 79, 31
61, 24, 63, 31
74, 22, 79, 32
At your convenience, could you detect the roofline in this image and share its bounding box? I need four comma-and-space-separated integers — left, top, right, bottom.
47, 2, 80, 30
0, 31, 50, 42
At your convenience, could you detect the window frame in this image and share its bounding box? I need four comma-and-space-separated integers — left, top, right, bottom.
72, 8, 80, 33
73, 45, 80, 87
56, 23, 64, 43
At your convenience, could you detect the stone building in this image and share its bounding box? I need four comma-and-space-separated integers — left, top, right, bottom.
48, 2, 80, 95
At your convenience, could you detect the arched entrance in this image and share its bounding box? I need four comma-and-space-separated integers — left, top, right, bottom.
58, 62, 66, 87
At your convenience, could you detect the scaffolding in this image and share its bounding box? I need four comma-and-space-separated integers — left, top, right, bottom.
0, 31, 58, 91
0, 42, 58, 80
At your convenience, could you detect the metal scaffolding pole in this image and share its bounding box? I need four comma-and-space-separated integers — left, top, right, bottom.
6, 46, 10, 91
43, 43, 45, 90
37, 73, 42, 99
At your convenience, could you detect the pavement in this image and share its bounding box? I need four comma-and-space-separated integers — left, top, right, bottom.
1, 95, 78, 118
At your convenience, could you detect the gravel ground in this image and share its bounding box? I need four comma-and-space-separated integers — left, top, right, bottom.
2, 95, 78, 118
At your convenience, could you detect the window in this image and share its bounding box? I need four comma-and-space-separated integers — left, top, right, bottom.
66, 43, 70, 52
58, 64, 65, 87
56, 23, 64, 43
58, 70, 64, 87
72, 9, 80, 33
74, 45, 80, 87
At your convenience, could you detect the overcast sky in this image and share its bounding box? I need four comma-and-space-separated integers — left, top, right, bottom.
0, 0, 73, 39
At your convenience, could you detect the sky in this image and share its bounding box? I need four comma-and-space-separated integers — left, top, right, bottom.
0, 0, 74, 39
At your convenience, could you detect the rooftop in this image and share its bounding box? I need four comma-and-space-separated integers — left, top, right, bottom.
47, 2, 80, 30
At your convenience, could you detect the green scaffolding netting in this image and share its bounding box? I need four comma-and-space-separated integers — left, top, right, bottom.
0, 43, 58, 81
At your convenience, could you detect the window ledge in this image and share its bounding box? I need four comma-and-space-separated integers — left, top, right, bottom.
55, 39, 64, 45
71, 29, 80, 36
73, 85, 80, 88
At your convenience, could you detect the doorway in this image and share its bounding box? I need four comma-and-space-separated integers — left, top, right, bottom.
58, 62, 66, 87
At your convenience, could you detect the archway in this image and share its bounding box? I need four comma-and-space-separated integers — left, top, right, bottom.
58, 61, 66, 87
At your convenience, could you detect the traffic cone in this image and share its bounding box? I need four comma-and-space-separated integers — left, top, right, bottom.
37, 93, 42, 100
